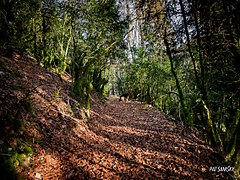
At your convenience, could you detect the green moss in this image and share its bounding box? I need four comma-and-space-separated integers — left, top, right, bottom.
0, 142, 33, 178
9, 153, 19, 168
24, 144, 33, 155
0, 152, 19, 178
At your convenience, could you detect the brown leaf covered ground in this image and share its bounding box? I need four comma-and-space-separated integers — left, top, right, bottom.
0, 51, 234, 179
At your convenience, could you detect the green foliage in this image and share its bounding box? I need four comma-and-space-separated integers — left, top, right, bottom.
0, 0, 126, 108
120, 49, 178, 113
0, 113, 33, 178
164, 0, 240, 176
0, 142, 33, 178
0, 0, 239, 177
119, 48, 183, 118
235, 150, 240, 179
118, 0, 239, 176
53, 87, 61, 103
67, 0, 126, 106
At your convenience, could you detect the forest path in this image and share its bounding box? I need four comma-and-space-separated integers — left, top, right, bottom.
0, 53, 231, 179
83, 97, 229, 179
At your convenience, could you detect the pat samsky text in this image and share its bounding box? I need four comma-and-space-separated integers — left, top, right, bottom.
209, 166, 234, 172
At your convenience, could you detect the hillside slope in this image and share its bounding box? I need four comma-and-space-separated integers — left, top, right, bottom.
0, 51, 234, 179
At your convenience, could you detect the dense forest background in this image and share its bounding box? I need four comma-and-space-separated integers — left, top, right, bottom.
0, 0, 239, 178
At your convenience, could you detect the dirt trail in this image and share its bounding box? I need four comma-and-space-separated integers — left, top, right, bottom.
0, 53, 233, 179
86, 98, 230, 179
